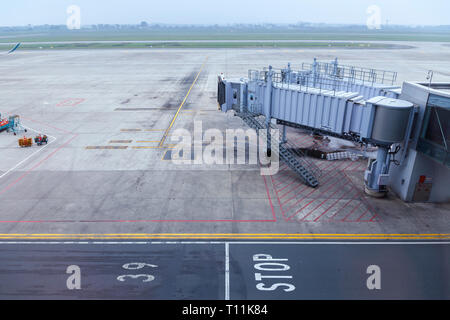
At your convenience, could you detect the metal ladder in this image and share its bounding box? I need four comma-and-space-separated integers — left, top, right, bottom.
236, 112, 320, 188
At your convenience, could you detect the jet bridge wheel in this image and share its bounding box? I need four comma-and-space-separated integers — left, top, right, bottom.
364, 185, 388, 198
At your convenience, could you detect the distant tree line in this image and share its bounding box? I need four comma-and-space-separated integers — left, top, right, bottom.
1, 23, 450, 33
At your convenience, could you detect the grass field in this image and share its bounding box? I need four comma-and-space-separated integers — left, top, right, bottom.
1, 28, 450, 42
0, 41, 414, 50
0, 28, 448, 50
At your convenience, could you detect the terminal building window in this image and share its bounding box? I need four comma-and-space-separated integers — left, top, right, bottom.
417, 94, 450, 168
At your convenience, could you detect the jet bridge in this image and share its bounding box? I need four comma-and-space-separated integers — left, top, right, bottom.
218, 58, 417, 198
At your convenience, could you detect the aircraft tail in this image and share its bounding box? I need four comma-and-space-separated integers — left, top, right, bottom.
8, 43, 21, 54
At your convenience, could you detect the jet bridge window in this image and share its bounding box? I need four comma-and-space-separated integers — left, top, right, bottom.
424, 107, 449, 147
217, 80, 226, 106
417, 94, 450, 168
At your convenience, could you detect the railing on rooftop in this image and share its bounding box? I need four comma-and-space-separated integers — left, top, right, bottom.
248, 59, 398, 97
301, 61, 397, 85
249, 68, 356, 96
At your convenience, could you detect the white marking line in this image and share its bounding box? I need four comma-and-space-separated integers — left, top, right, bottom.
0, 125, 57, 180
225, 242, 230, 300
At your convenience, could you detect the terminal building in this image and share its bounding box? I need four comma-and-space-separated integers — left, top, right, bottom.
390, 82, 450, 202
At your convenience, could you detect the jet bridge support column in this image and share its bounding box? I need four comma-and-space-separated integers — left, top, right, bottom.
282, 125, 287, 144
364, 147, 391, 197
362, 97, 414, 197
264, 66, 274, 157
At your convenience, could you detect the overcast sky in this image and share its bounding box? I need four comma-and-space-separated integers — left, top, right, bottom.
1, 0, 449, 27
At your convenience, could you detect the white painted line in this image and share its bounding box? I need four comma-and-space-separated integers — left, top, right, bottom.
0, 125, 57, 180
225, 242, 230, 301
93, 242, 151, 245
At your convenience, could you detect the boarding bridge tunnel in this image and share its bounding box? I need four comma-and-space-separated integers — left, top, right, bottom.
217, 58, 428, 199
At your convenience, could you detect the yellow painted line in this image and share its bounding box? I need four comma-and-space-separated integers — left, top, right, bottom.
2, 233, 449, 236
86, 146, 128, 150
121, 129, 166, 133
132, 146, 176, 149
161, 150, 170, 161
136, 141, 160, 143
181, 109, 215, 112
182, 112, 208, 116
0, 237, 448, 241
159, 57, 209, 147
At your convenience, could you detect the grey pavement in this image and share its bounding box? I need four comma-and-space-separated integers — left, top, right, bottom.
0, 241, 448, 300
0, 46, 449, 236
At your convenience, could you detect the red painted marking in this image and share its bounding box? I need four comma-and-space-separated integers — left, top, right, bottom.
343, 169, 378, 222
291, 135, 313, 146
317, 158, 342, 171
300, 185, 344, 222
263, 175, 277, 222
289, 199, 316, 221
21, 116, 73, 134
269, 151, 376, 224
56, 98, 85, 107
345, 160, 364, 172
0, 220, 78, 224
327, 171, 363, 221
279, 160, 340, 205
313, 188, 359, 222
356, 209, 370, 222
270, 175, 289, 222
286, 160, 356, 220
353, 160, 367, 172
278, 160, 340, 201
82, 219, 277, 223
0, 219, 277, 224
279, 181, 305, 200
274, 175, 298, 189
324, 174, 361, 222
273, 174, 295, 188
327, 199, 356, 221
285, 160, 353, 214
343, 171, 377, 223
280, 183, 311, 206
279, 160, 346, 205
277, 177, 298, 193
294, 172, 346, 222
341, 201, 363, 222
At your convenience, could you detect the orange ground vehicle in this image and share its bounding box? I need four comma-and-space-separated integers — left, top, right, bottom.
18, 136, 33, 148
